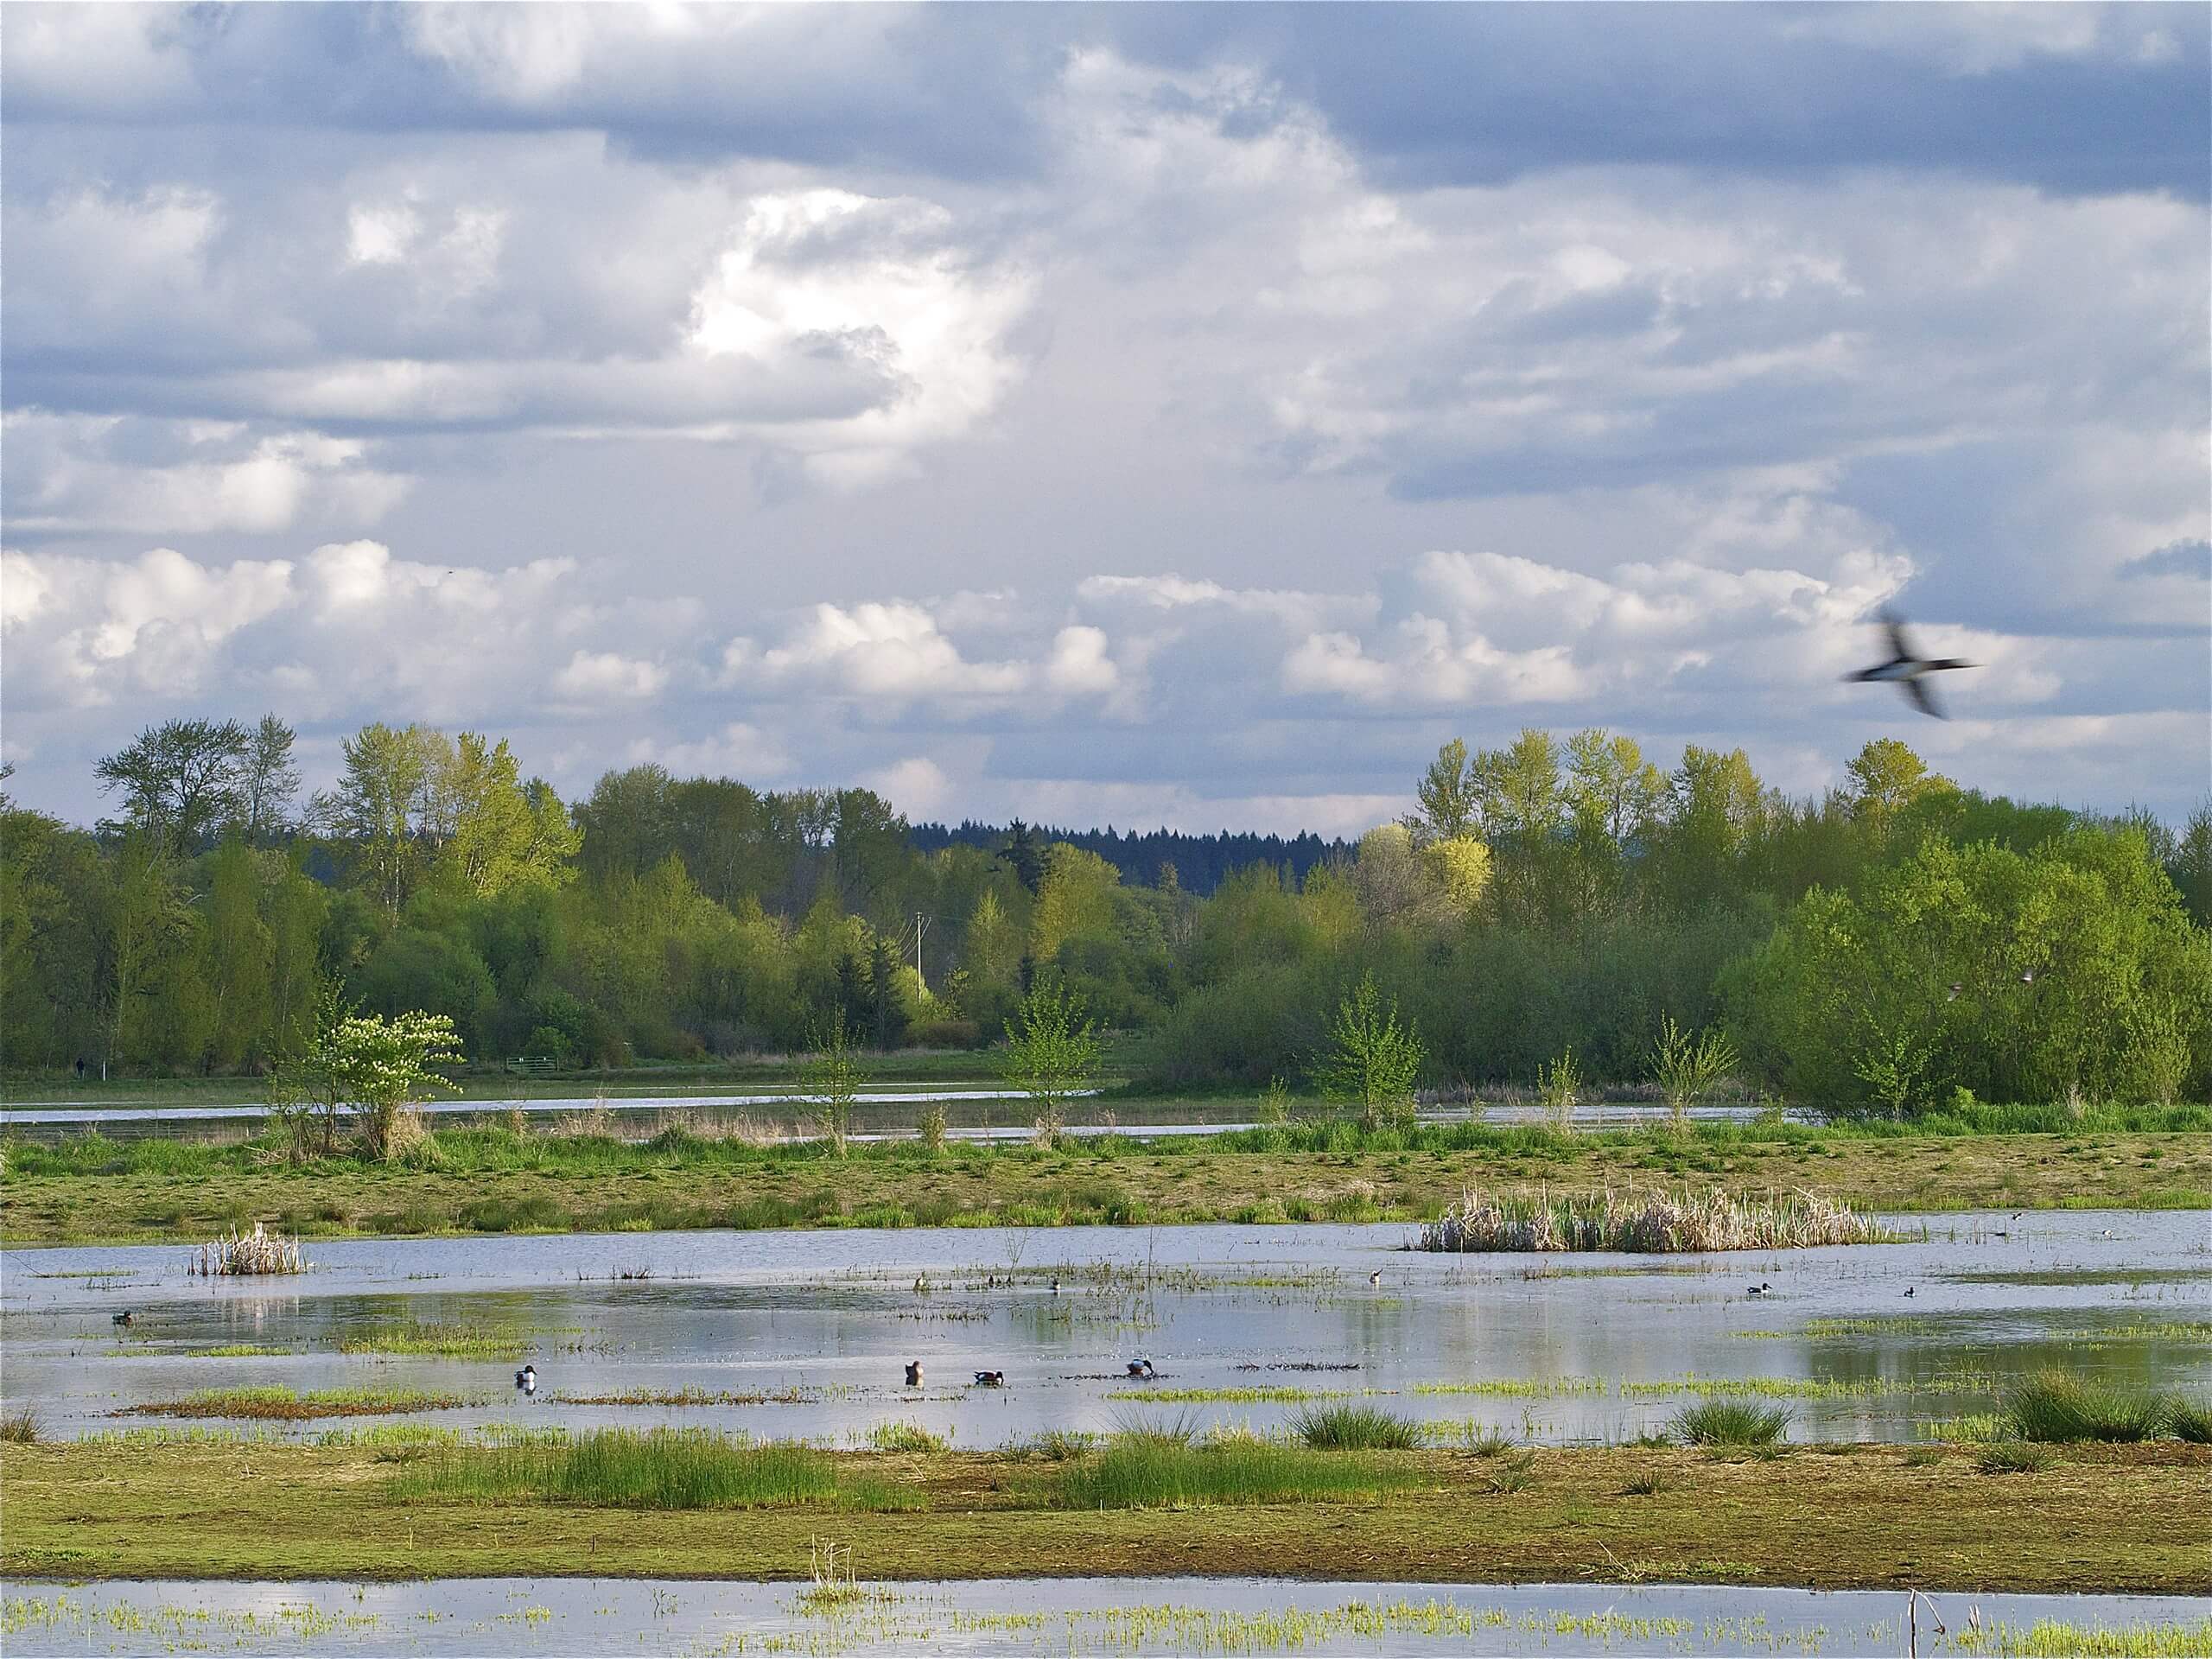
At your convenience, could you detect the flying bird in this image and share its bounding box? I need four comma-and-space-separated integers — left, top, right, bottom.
1846, 610, 1976, 718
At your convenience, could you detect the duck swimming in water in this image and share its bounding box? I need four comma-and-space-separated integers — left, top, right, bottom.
972, 1370, 1006, 1389
515, 1363, 537, 1398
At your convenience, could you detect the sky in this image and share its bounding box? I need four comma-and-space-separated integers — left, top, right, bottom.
3, 2, 2209, 835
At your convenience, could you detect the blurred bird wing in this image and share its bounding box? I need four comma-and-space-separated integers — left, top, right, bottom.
1881, 611, 1911, 664
1904, 676, 1943, 719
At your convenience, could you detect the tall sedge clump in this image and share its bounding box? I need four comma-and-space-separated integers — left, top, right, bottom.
1311, 973, 1426, 1134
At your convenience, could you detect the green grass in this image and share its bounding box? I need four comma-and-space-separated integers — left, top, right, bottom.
1287, 1403, 1423, 1450
1669, 1401, 1791, 1446
1943, 1618, 2212, 1656
1052, 1438, 1423, 1509
123, 1386, 475, 1421
8, 1114, 2208, 1245
864, 1421, 949, 1453
396, 1428, 914, 1511
2005, 1372, 2171, 1443
0, 1408, 41, 1445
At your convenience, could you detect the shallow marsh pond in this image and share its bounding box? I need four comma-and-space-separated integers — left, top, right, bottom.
3, 1577, 2208, 1657
3, 1211, 2206, 1446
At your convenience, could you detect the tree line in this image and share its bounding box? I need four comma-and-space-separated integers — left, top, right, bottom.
3, 717, 2207, 1114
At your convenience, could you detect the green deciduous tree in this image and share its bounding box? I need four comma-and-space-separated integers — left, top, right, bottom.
998, 977, 1103, 1144
1311, 971, 1426, 1131
270, 992, 461, 1160
95, 719, 250, 850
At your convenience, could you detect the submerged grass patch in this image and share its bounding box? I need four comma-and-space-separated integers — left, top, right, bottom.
120, 1385, 476, 1421
335, 1324, 541, 1359
396, 1427, 914, 1511
1418, 1184, 1892, 1253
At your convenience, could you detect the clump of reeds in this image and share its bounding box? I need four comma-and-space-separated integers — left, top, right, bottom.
2167, 1396, 2212, 1445
865, 1421, 948, 1453
2005, 1371, 2170, 1443
396, 1428, 912, 1511
1976, 1440, 2056, 1475
1, 1406, 42, 1444
1288, 1402, 1422, 1450
188, 1222, 306, 1276
1416, 1184, 1890, 1254
1669, 1400, 1791, 1446
798, 1536, 865, 1611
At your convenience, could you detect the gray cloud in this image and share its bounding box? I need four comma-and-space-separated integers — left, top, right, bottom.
2, 5, 2204, 830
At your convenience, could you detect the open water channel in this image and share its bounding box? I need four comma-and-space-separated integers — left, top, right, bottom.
4, 1212, 2206, 1446
3, 1575, 2207, 1657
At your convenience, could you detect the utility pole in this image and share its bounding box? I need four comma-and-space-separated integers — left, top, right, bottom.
912, 912, 931, 988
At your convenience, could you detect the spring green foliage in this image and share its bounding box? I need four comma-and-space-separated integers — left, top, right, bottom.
997, 979, 1102, 1144
1649, 1017, 1739, 1124
1310, 973, 1425, 1131
797, 1019, 866, 1157
7, 721, 2209, 1118
269, 992, 461, 1160
1728, 831, 2212, 1112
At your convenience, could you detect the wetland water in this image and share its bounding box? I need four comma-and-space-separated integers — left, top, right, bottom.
3, 1212, 2205, 1446
2, 1577, 2205, 1656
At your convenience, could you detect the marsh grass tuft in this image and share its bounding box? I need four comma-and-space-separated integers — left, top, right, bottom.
1288, 1402, 1422, 1450
1977, 1440, 2058, 1475
2006, 1372, 2170, 1443
397, 1428, 912, 1511
1, 1406, 42, 1444
1419, 1184, 1890, 1254
1622, 1468, 1666, 1496
2165, 1396, 2212, 1445
864, 1421, 948, 1454
1669, 1401, 1791, 1446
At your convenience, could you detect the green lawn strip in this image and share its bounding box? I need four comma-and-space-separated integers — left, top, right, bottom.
3, 1440, 2206, 1593
6, 1129, 2208, 1243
